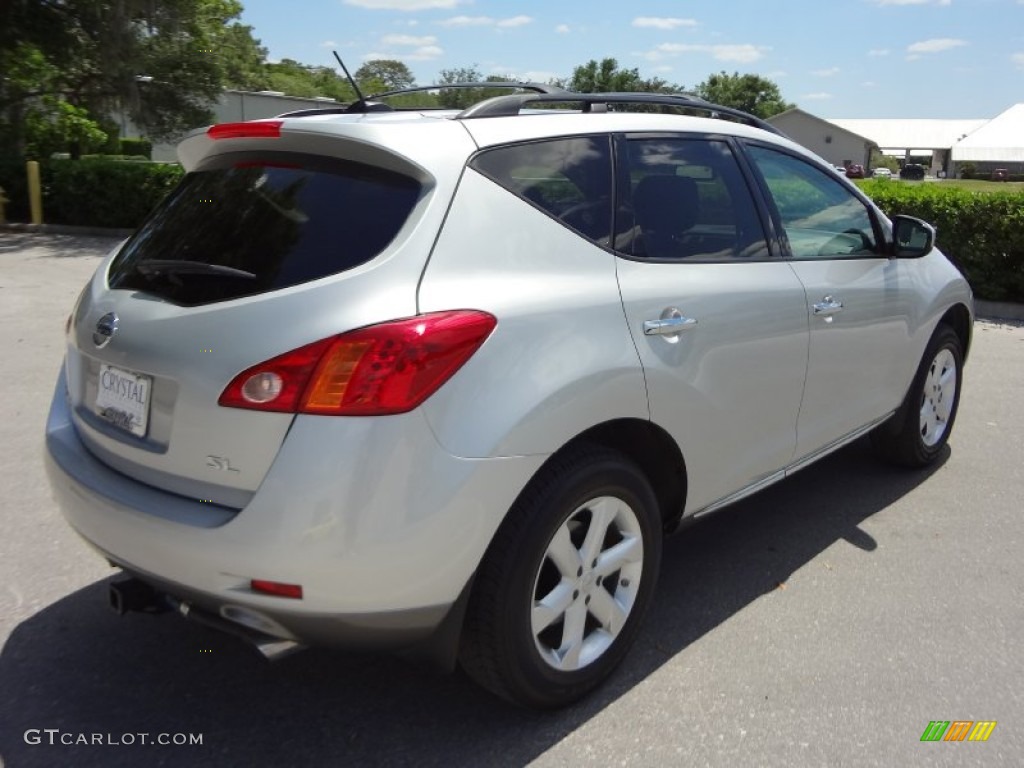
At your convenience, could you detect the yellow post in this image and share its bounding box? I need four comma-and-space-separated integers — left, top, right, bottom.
27, 160, 43, 224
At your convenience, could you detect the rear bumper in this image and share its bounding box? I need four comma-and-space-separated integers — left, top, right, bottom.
45, 365, 545, 650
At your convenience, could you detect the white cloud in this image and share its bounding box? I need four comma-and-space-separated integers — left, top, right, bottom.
907, 37, 967, 54
862, 80, 878, 87
380, 34, 438, 46
439, 15, 492, 26
497, 15, 533, 28
346, 0, 463, 8
632, 17, 698, 30
867, 48, 890, 57
409, 45, 443, 59
801, 92, 833, 100
319, 40, 337, 48
555, 24, 570, 34
1013, 52, 1024, 68
438, 15, 533, 28
646, 42, 768, 63
812, 67, 840, 77
364, 44, 443, 61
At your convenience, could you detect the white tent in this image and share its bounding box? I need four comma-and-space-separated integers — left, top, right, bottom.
951, 104, 1024, 163
827, 118, 986, 154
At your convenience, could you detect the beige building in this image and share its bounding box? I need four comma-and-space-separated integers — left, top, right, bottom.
767, 108, 876, 170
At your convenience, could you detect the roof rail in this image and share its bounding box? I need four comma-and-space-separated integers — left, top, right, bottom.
455, 92, 784, 135
275, 82, 570, 118
369, 81, 569, 101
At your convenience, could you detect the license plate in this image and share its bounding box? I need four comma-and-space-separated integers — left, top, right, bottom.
96, 363, 152, 438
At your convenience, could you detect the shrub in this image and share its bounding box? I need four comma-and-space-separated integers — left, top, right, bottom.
858, 179, 1024, 303
0, 157, 182, 228
119, 138, 153, 159
44, 157, 183, 228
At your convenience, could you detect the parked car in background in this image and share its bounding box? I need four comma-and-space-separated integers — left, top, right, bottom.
44, 84, 974, 709
845, 163, 865, 179
990, 168, 1009, 181
901, 164, 926, 181
871, 168, 893, 179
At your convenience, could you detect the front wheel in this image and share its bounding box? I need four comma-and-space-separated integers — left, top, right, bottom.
459, 444, 662, 708
871, 324, 964, 467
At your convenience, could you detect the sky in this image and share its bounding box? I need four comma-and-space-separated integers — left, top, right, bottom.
238, 0, 1024, 119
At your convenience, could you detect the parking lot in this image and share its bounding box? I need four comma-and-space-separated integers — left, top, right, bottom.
1, 232, 1022, 767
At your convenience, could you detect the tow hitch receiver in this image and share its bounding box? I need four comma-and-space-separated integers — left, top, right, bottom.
109, 578, 170, 615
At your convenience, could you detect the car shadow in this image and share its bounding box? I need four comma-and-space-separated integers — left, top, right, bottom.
0, 437, 948, 768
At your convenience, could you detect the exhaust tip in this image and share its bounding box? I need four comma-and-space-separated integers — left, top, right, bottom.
254, 638, 306, 661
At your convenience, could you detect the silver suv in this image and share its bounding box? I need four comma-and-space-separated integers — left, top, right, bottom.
45, 86, 973, 708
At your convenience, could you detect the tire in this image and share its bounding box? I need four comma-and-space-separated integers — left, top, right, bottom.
459, 444, 662, 709
871, 324, 963, 467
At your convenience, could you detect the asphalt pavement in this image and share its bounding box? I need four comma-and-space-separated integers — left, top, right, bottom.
1, 232, 1021, 768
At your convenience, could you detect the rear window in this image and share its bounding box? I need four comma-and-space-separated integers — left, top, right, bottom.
107, 152, 422, 306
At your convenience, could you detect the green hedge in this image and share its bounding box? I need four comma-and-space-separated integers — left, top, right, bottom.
0, 157, 183, 229
858, 180, 1024, 303
119, 138, 153, 159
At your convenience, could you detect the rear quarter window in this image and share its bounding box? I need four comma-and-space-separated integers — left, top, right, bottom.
107, 152, 422, 306
470, 136, 613, 243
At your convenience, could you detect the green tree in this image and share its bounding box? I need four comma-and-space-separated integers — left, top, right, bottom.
0, 0, 272, 148
694, 71, 793, 119
265, 60, 355, 101
218, 22, 271, 91
355, 60, 415, 93
25, 99, 108, 160
435, 65, 487, 109
565, 58, 681, 94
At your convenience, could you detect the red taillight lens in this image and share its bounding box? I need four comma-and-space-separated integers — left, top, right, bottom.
207, 120, 283, 140
250, 580, 303, 599
218, 311, 497, 416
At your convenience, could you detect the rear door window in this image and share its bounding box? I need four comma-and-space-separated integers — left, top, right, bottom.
615, 137, 770, 261
107, 152, 422, 306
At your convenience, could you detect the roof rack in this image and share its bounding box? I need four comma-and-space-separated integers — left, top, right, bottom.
370, 81, 569, 101
275, 81, 569, 118
455, 92, 784, 135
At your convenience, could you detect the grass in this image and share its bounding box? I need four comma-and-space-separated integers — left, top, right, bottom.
857, 178, 1024, 194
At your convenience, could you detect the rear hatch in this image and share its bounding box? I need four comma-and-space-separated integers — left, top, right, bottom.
64, 116, 473, 508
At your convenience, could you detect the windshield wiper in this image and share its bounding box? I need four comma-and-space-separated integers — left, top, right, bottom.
132, 260, 257, 280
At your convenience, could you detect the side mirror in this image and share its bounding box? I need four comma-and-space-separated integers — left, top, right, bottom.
891, 215, 935, 258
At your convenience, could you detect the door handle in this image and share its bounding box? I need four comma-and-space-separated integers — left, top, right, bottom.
812, 296, 844, 317
643, 316, 698, 336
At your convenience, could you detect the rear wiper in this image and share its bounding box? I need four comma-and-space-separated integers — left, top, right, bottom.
133, 260, 257, 280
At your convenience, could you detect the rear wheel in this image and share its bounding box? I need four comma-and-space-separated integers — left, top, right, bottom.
459, 444, 662, 708
871, 325, 963, 467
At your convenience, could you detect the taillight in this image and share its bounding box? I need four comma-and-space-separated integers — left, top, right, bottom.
207, 120, 283, 140
218, 311, 497, 416
250, 580, 303, 599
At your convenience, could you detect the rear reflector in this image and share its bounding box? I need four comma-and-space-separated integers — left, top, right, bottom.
250, 580, 303, 599
208, 120, 283, 140
219, 310, 497, 416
